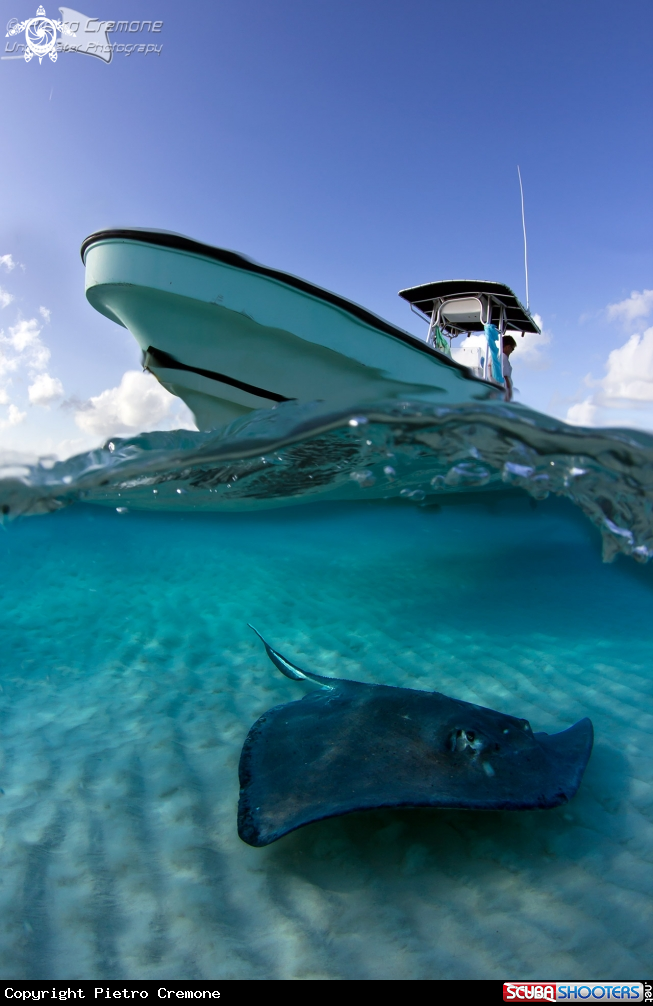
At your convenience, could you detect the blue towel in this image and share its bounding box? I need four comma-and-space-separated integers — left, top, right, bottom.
484, 323, 504, 384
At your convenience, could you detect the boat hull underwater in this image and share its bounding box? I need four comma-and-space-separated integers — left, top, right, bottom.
82, 230, 501, 432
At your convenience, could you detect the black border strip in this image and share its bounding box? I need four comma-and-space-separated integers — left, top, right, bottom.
80, 228, 480, 381
144, 346, 293, 403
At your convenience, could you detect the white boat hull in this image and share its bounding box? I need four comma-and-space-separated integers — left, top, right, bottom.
83, 230, 498, 431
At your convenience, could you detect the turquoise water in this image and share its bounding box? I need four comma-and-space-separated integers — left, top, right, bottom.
0, 492, 652, 979
6, 397, 653, 563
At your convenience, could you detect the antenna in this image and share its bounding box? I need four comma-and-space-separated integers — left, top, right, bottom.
517, 165, 529, 311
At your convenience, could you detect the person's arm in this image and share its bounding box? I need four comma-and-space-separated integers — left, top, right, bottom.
504, 375, 513, 402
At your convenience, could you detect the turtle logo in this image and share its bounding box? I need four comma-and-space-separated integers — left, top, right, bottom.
5, 5, 76, 63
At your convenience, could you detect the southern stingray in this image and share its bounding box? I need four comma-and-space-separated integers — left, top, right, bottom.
238, 628, 593, 847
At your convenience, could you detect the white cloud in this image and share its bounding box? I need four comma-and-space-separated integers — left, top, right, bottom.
600, 328, 653, 403
75, 370, 197, 439
7, 317, 41, 353
509, 313, 551, 370
0, 255, 16, 273
566, 323, 653, 429
0, 288, 13, 309
0, 404, 26, 429
28, 372, 64, 406
8, 404, 25, 425
566, 398, 598, 427
0, 317, 51, 376
39, 306, 51, 323
606, 289, 653, 327
1, 312, 197, 459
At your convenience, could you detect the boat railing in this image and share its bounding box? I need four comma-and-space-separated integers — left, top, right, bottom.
424, 293, 507, 385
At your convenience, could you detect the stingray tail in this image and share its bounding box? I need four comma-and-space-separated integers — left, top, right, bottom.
248, 624, 333, 688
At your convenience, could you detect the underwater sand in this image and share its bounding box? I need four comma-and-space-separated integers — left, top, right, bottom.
0, 494, 651, 979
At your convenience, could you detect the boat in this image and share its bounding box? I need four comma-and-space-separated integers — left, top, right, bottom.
81, 229, 540, 431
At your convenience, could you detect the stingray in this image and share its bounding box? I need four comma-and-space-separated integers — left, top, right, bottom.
238, 628, 594, 847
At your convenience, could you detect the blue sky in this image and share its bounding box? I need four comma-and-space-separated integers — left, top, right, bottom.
0, 0, 651, 456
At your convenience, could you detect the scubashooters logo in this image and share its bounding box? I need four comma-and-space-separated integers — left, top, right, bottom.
503, 984, 646, 1002
4, 7, 163, 63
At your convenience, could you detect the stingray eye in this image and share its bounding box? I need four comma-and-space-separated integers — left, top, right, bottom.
465, 731, 475, 743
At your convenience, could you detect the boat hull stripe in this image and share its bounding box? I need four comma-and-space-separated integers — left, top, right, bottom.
144, 346, 293, 403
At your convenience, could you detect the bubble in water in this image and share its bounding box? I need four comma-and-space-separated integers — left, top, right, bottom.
445, 463, 491, 487
176, 488, 188, 495
350, 470, 376, 487
115, 507, 128, 514
348, 416, 368, 427
383, 466, 396, 477
400, 488, 426, 501
503, 462, 535, 480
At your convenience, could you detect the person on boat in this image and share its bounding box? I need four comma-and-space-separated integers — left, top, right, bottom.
502, 336, 516, 401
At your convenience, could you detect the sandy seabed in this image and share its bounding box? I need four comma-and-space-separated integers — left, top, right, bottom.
0, 495, 651, 980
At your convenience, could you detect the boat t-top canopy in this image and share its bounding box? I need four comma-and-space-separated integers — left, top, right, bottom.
398, 280, 540, 336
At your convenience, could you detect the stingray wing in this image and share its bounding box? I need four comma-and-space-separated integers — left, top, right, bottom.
238, 678, 594, 846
